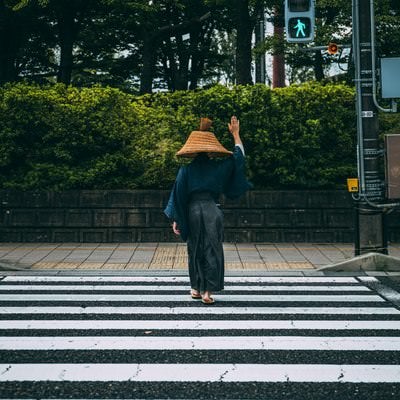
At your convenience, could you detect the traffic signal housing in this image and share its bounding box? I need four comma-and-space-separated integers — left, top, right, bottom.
327, 42, 338, 55
285, 0, 315, 43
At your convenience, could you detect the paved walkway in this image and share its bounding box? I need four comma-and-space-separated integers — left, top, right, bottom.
1, 242, 400, 271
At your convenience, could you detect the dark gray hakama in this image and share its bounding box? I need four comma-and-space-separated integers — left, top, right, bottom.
187, 193, 224, 292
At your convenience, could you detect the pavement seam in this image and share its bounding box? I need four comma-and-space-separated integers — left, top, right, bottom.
0, 243, 22, 259
78, 242, 101, 268
148, 243, 159, 269
236, 243, 246, 270
41, 243, 73, 267
9, 243, 39, 264
295, 243, 330, 268
127, 242, 140, 264
29, 243, 62, 268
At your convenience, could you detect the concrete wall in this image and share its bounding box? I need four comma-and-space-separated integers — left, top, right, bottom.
0, 190, 398, 242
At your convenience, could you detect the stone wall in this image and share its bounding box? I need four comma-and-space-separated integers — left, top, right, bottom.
0, 190, 398, 242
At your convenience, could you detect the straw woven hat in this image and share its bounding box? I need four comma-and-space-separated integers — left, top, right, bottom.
176, 118, 232, 158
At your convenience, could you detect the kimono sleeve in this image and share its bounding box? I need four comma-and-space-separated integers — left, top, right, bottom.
163, 166, 190, 240
224, 146, 253, 199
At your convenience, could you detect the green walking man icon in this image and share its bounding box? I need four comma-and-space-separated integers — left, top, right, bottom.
294, 19, 306, 37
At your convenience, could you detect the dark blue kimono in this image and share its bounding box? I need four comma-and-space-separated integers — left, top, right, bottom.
164, 146, 252, 241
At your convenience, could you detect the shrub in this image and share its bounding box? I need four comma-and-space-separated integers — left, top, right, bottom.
0, 81, 369, 190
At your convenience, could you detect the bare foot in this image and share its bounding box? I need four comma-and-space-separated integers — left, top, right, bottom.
201, 290, 215, 304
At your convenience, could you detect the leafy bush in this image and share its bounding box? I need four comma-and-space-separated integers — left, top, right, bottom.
141, 82, 357, 189
0, 81, 372, 190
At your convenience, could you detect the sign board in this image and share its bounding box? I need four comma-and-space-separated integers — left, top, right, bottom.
381, 57, 400, 99
385, 134, 400, 199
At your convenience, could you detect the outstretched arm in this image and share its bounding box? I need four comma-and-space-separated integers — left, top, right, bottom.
224, 116, 252, 199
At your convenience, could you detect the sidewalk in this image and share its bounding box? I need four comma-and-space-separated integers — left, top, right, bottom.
1, 242, 400, 271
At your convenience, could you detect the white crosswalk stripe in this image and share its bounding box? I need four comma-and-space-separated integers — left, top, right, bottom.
2, 319, 400, 330
0, 284, 373, 291
0, 293, 384, 302
1, 335, 400, 351
1, 363, 400, 383
2, 276, 364, 283
0, 274, 399, 399
1, 305, 398, 314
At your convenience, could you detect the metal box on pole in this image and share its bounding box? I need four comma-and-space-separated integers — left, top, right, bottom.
385, 134, 400, 199
381, 58, 400, 99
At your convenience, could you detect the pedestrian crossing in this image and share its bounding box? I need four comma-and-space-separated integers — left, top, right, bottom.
0, 274, 400, 399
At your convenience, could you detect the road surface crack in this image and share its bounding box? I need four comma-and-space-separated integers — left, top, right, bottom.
219, 364, 235, 382
0, 365, 12, 376
129, 364, 141, 381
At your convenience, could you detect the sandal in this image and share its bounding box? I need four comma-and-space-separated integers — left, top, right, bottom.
190, 289, 202, 299
201, 296, 215, 305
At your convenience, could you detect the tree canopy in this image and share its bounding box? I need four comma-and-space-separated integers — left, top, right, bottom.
0, 0, 399, 92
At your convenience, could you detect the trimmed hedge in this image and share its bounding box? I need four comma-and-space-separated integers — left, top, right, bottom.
0, 81, 395, 190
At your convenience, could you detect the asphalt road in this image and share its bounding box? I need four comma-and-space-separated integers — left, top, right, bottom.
0, 273, 399, 399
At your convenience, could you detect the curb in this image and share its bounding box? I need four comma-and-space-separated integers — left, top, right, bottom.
0, 262, 31, 271
318, 252, 400, 272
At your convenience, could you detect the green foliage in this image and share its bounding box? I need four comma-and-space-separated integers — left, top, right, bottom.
380, 111, 400, 136
0, 81, 376, 191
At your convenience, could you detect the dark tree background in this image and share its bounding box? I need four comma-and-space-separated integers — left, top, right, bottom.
1, 0, 399, 92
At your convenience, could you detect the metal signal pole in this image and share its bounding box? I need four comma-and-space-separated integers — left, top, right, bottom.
352, 0, 387, 255
255, 7, 266, 84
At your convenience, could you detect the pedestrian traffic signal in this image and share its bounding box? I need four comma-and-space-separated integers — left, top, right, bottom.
285, 0, 315, 43
327, 42, 338, 55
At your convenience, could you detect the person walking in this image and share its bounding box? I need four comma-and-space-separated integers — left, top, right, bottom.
164, 116, 252, 304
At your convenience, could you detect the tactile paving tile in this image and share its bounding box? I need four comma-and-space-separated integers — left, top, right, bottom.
226, 262, 244, 270
242, 262, 266, 269
77, 262, 105, 269
149, 246, 176, 269
263, 262, 313, 270
54, 262, 80, 269
32, 262, 58, 269
101, 263, 127, 270
264, 262, 290, 270
173, 248, 188, 269
125, 262, 150, 269
288, 262, 314, 269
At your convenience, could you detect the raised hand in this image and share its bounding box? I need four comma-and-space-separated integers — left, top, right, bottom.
228, 115, 240, 136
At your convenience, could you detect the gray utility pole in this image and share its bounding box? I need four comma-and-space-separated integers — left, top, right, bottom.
255, 8, 266, 83
353, 0, 387, 255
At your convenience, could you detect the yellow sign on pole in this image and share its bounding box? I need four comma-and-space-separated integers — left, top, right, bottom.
347, 178, 359, 193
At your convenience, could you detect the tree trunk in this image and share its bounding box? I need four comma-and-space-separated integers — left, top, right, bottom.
233, 0, 253, 85
314, 50, 324, 81
174, 35, 190, 91
0, 1, 19, 84
161, 39, 176, 91
140, 36, 157, 94
188, 25, 202, 90
272, 6, 285, 88
140, 11, 211, 93
55, 4, 76, 85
